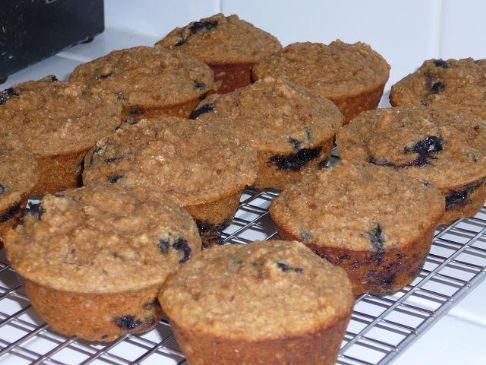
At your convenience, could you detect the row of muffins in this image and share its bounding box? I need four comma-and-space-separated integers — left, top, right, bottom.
0, 12, 485, 365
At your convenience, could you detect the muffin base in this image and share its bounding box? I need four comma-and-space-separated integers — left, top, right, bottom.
23, 279, 163, 342
276, 222, 438, 296
169, 312, 350, 365
254, 140, 333, 190
441, 181, 486, 226
210, 63, 253, 94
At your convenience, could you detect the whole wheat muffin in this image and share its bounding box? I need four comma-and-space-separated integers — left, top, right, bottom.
192, 77, 343, 189
83, 117, 257, 246
69, 46, 214, 119
0, 76, 122, 194
337, 107, 486, 225
270, 163, 445, 295
159, 240, 353, 365
390, 58, 486, 119
252, 41, 390, 123
4, 184, 201, 342
156, 13, 282, 93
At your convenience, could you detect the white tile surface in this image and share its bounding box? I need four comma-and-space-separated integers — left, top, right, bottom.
447, 279, 486, 326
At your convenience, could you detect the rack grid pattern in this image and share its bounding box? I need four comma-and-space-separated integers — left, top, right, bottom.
0, 191, 485, 365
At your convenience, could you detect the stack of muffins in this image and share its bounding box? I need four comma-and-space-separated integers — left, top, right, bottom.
1, 11, 485, 365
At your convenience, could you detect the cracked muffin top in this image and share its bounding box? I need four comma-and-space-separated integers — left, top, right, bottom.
390, 58, 486, 119
69, 46, 214, 109
159, 240, 353, 340
336, 107, 486, 191
5, 184, 201, 293
270, 163, 444, 251
252, 41, 390, 100
82, 117, 257, 206
155, 13, 282, 64
0, 77, 122, 156
192, 77, 343, 153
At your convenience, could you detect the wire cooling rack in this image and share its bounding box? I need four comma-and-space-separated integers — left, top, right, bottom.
0, 188, 485, 364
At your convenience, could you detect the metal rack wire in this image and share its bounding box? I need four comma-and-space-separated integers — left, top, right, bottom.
0, 189, 485, 365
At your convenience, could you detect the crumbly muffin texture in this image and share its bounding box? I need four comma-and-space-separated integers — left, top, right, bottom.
83, 117, 257, 206
0, 78, 122, 156
69, 46, 214, 109
6, 184, 202, 293
253, 41, 390, 99
193, 77, 343, 153
159, 240, 353, 340
390, 58, 486, 119
337, 107, 486, 191
156, 13, 282, 64
270, 163, 444, 251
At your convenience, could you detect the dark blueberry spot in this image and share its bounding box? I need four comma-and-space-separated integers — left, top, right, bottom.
48, 75, 58, 82
423, 181, 432, 187
25, 203, 45, 221
190, 103, 214, 119
108, 175, 123, 184
445, 178, 485, 210
93, 144, 104, 154
173, 238, 191, 263
306, 128, 315, 142
367, 224, 385, 265
104, 156, 123, 163
94, 70, 112, 80
269, 147, 322, 171
0, 184, 5, 194
114, 315, 142, 330
300, 229, 312, 243
194, 81, 206, 89
189, 20, 218, 34
196, 219, 229, 248
143, 298, 159, 310
115, 91, 126, 101
287, 137, 302, 151
277, 261, 304, 273
174, 38, 185, 47
318, 158, 329, 169
0, 203, 20, 223
431, 81, 445, 94
0, 88, 18, 105
157, 239, 170, 254
404, 135, 444, 156
130, 107, 144, 116
433, 59, 449, 68
351, 259, 361, 269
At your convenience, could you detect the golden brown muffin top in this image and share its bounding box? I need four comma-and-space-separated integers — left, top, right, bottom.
336, 107, 486, 190
83, 117, 257, 206
69, 46, 214, 109
193, 77, 343, 153
0, 146, 39, 212
159, 240, 353, 340
0, 77, 122, 156
253, 41, 390, 100
5, 184, 201, 293
155, 13, 282, 64
390, 58, 486, 119
270, 163, 444, 251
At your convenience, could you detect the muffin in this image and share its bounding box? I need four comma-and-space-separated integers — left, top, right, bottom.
4, 184, 201, 342
0, 146, 39, 244
69, 46, 215, 119
192, 77, 343, 189
0, 76, 122, 194
159, 240, 353, 365
82, 117, 257, 246
156, 13, 282, 93
270, 163, 444, 296
337, 107, 486, 225
253, 41, 390, 123
390, 58, 486, 119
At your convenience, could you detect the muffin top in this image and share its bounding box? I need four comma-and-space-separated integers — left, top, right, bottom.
192, 77, 343, 153
83, 117, 257, 206
270, 163, 444, 251
0, 146, 39, 213
0, 77, 122, 156
159, 240, 353, 340
336, 107, 486, 191
155, 13, 282, 64
253, 41, 390, 100
69, 46, 214, 109
5, 184, 201, 293
390, 58, 486, 119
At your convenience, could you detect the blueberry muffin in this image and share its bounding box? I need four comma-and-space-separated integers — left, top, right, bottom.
337, 107, 486, 225
253, 41, 390, 123
4, 184, 201, 342
270, 163, 444, 295
390, 58, 486, 119
69, 46, 214, 119
156, 13, 282, 93
192, 77, 343, 189
0, 76, 122, 194
159, 240, 353, 365
82, 117, 257, 246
